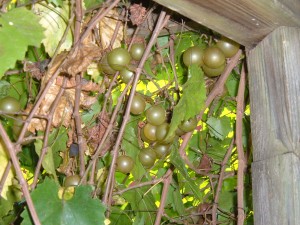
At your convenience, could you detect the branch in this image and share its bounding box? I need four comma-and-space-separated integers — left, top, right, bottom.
31, 79, 67, 189
154, 169, 173, 225
0, 124, 41, 225
102, 11, 170, 206
236, 62, 246, 225
80, 0, 120, 42
211, 139, 235, 224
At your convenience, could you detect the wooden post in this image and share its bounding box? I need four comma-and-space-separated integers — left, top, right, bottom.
248, 26, 300, 225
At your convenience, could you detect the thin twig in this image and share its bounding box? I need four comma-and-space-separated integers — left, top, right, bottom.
80, 78, 132, 182
0, 124, 41, 225
236, 62, 246, 225
102, 11, 170, 206
74, 74, 85, 177
31, 79, 67, 189
211, 139, 235, 224
154, 169, 173, 225
114, 176, 164, 195
80, 0, 120, 42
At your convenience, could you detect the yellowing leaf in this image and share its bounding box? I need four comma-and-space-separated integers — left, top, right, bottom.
36, 2, 73, 56
0, 139, 15, 200
99, 9, 123, 49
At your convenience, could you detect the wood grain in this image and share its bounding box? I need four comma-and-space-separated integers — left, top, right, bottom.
153, 0, 300, 47
248, 26, 300, 224
248, 26, 300, 161
252, 153, 300, 225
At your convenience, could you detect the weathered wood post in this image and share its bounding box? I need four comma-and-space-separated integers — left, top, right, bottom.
247, 26, 300, 225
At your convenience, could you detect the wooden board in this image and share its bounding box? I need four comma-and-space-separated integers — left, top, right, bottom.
248, 26, 300, 224
252, 153, 300, 225
153, 0, 300, 47
248, 26, 300, 161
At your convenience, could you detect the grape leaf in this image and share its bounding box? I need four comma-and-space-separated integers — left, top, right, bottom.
36, 3, 73, 56
170, 146, 203, 201
0, 7, 45, 78
109, 207, 132, 225
21, 178, 106, 225
81, 101, 101, 124
0, 140, 15, 200
34, 140, 56, 175
225, 72, 239, 97
206, 116, 232, 140
49, 127, 68, 168
167, 64, 206, 138
123, 187, 156, 225
0, 140, 21, 218
84, 0, 104, 10
34, 127, 67, 175
121, 117, 146, 179
47, 0, 64, 7
0, 81, 10, 98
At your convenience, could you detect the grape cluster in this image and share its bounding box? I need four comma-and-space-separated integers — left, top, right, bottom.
183, 36, 240, 77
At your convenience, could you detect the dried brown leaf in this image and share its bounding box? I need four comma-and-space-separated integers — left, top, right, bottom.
198, 154, 212, 173
129, 4, 147, 26
61, 44, 102, 76
99, 9, 123, 49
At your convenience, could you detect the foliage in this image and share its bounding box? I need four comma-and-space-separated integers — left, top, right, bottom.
0, 1, 252, 225
0, 7, 45, 78
21, 178, 106, 225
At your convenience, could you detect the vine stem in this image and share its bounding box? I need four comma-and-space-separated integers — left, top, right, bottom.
0, 124, 41, 225
236, 63, 246, 225
31, 79, 67, 189
211, 139, 235, 224
80, 0, 120, 42
154, 169, 173, 225
73, 0, 85, 177
102, 11, 170, 205
178, 50, 242, 174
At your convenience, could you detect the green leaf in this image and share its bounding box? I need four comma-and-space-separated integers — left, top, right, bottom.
21, 178, 106, 225
171, 184, 185, 215
110, 207, 132, 225
0, 81, 10, 98
6, 74, 28, 107
225, 72, 239, 97
34, 127, 68, 175
34, 140, 56, 175
49, 127, 68, 167
47, 0, 64, 7
121, 117, 146, 179
167, 64, 206, 138
123, 187, 156, 225
36, 2, 73, 56
84, 0, 104, 10
0, 7, 45, 78
206, 116, 232, 140
81, 101, 101, 124
170, 146, 203, 201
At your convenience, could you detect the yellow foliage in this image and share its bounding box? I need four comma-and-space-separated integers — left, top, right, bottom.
0, 139, 15, 199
